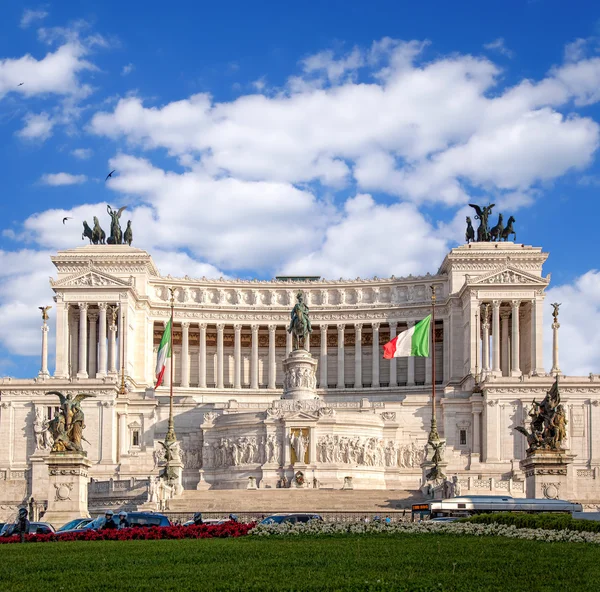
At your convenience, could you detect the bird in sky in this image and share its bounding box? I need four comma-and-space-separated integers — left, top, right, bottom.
17, 82, 24, 86
105, 170, 116, 181
62, 217, 73, 224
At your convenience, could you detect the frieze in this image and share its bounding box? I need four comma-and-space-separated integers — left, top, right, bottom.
524, 468, 567, 477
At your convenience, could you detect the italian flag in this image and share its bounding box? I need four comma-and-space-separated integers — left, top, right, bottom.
155, 318, 172, 388
383, 315, 431, 359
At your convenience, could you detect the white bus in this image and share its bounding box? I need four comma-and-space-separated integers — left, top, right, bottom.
412, 495, 583, 520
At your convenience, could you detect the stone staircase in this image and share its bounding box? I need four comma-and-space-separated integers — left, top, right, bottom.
166, 488, 423, 514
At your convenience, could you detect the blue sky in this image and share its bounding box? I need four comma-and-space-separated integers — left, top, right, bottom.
1, 1, 600, 378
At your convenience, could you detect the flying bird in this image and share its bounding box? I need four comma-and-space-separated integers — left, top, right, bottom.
105, 169, 116, 181
62, 217, 73, 224
17, 82, 24, 86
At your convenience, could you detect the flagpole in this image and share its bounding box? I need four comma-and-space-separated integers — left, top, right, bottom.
429, 285, 439, 442
165, 287, 176, 444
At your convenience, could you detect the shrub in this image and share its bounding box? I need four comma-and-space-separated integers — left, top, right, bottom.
463, 513, 600, 533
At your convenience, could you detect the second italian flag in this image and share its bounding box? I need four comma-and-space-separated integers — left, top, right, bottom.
155, 318, 172, 388
383, 315, 431, 359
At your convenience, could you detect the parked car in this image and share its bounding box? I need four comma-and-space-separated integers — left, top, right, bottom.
56, 518, 94, 532
0, 522, 55, 537
183, 518, 229, 526
126, 512, 171, 528
259, 513, 323, 525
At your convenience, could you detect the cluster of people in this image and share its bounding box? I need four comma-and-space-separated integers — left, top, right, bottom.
100, 510, 130, 530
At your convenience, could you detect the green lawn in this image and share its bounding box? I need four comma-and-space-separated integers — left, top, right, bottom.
1, 533, 599, 591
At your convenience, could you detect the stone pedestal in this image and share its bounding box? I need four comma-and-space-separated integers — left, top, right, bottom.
519, 450, 576, 500
166, 456, 184, 496
196, 469, 210, 491
43, 452, 92, 527
282, 349, 319, 400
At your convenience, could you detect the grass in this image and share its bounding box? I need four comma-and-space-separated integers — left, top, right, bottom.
1, 533, 600, 591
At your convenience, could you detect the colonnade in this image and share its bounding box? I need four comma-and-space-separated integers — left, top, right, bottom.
158, 319, 444, 390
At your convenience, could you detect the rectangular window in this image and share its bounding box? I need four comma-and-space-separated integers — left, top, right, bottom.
459, 429, 467, 446
132, 430, 140, 447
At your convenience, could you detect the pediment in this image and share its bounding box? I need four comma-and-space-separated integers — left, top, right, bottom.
52, 269, 132, 288
469, 266, 549, 287
282, 411, 320, 421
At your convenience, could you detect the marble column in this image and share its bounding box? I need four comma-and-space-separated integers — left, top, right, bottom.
337, 323, 345, 389
492, 300, 501, 374
216, 323, 224, 389
551, 315, 560, 375
511, 300, 521, 377
407, 321, 415, 386
388, 322, 397, 387
531, 297, 545, 375
319, 324, 328, 388
354, 323, 363, 388
372, 322, 380, 388
97, 303, 107, 377
69, 310, 79, 378
117, 306, 124, 373
39, 322, 50, 378
77, 303, 88, 378
234, 324, 242, 389
251, 325, 259, 389
198, 323, 207, 388
268, 324, 277, 389
181, 322, 190, 387
481, 306, 490, 372
88, 311, 98, 378
108, 311, 118, 375
54, 300, 69, 379
501, 311, 510, 377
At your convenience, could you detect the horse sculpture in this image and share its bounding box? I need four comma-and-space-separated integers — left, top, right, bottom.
465, 217, 475, 243
82, 221, 93, 244
92, 216, 106, 245
500, 216, 516, 242
124, 220, 133, 246
288, 292, 312, 350
489, 213, 504, 242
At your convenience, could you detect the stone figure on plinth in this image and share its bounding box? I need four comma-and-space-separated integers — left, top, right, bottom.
288, 291, 312, 350
46, 391, 95, 453
290, 431, 309, 464
33, 408, 52, 451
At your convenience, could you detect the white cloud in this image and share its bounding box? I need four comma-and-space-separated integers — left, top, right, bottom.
16, 112, 54, 141
121, 63, 134, 76
90, 39, 600, 207
544, 271, 600, 376
71, 147, 93, 159
40, 172, 87, 186
151, 250, 225, 279
484, 38, 514, 58
20, 8, 48, 29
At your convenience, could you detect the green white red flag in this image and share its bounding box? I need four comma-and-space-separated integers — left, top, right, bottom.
383, 315, 431, 359
155, 318, 172, 388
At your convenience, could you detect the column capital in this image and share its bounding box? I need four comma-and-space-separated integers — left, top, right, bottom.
511, 299, 521, 308
109, 324, 118, 333
354, 322, 363, 331
41, 324, 49, 333
492, 300, 501, 309
372, 322, 381, 330
388, 320, 397, 329
181, 321, 190, 329
216, 323, 224, 333
97, 302, 108, 310
198, 322, 207, 330
500, 311, 510, 321
234, 323, 242, 332
320, 323, 328, 333
268, 324, 277, 334
251, 325, 259, 334
337, 323, 345, 332
88, 311, 99, 321
78, 302, 89, 312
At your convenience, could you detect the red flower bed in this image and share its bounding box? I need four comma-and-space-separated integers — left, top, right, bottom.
0, 521, 255, 545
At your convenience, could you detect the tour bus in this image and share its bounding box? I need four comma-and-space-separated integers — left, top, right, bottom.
411, 495, 583, 521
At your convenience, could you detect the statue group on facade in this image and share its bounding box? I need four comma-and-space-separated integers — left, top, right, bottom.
515, 377, 567, 454
203, 435, 282, 469
82, 205, 133, 246
44, 391, 94, 453
288, 291, 312, 350
466, 203, 516, 243
317, 436, 425, 468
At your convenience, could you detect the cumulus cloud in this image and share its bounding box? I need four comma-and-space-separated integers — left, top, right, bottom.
20, 8, 48, 29
40, 172, 87, 186
71, 147, 93, 159
544, 271, 600, 375
16, 111, 55, 141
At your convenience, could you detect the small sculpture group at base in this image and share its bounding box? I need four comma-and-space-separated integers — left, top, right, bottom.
82, 205, 133, 246
466, 203, 516, 243
45, 391, 95, 453
515, 377, 567, 454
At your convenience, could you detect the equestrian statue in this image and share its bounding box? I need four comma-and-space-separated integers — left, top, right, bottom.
288, 292, 312, 350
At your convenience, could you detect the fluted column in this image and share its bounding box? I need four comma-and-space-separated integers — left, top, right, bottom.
388, 322, 397, 387
77, 302, 88, 378
216, 323, 224, 389
39, 323, 50, 378
234, 324, 242, 389
354, 323, 363, 388
319, 325, 328, 388
251, 325, 259, 389
481, 305, 490, 372
268, 324, 277, 389
511, 301, 521, 376
531, 297, 545, 375
108, 308, 118, 375
551, 314, 560, 375
407, 321, 415, 386
97, 303, 107, 377
372, 322, 380, 388
501, 312, 510, 376
492, 300, 501, 374
88, 311, 98, 378
337, 323, 345, 388
181, 322, 190, 387
54, 300, 69, 378
198, 323, 207, 388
